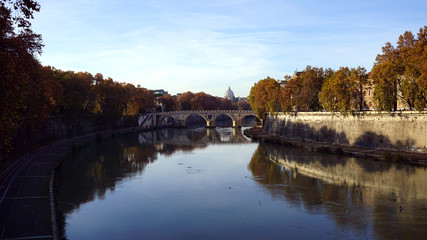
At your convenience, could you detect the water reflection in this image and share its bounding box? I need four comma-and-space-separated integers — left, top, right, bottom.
55, 128, 427, 239
55, 128, 252, 236
249, 143, 427, 239
138, 127, 250, 146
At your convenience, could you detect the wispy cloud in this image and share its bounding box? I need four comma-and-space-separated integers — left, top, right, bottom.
33, 0, 427, 96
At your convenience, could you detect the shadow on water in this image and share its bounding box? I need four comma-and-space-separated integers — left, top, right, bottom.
249, 143, 427, 240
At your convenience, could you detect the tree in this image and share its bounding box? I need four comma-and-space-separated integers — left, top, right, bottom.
93, 78, 129, 127
298, 66, 327, 111
124, 84, 155, 115
177, 91, 195, 110
159, 94, 178, 112
349, 67, 369, 111
319, 66, 368, 113
218, 98, 236, 110
237, 100, 251, 110
190, 92, 218, 110
249, 77, 281, 118
371, 26, 427, 111
0, 0, 44, 158
319, 67, 352, 112
23, 65, 61, 132
279, 67, 332, 112
279, 75, 301, 112
54, 70, 95, 119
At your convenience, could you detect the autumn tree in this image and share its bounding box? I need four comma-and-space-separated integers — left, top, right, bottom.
280, 67, 332, 112
298, 66, 329, 111
177, 91, 195, 110
279, 75, 302, 112
0, 0, 45, 158
249, 77, 281, 118
159, 94, 178, 112
371, 26, 427, 111
319, 67, 352, 112
23, 66, 61, 132
236, 100, 251, 110
190, 92, 218, 110
124, 84, 155, 115
93, 78, 130, 127
319, 66, 368, 113
53, 70, 96, 119
218, 98, 236, 110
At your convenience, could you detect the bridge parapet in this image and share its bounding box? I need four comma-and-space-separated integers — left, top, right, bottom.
157, 110, 256, 115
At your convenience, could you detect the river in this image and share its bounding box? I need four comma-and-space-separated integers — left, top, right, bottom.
54, 127, 427, 239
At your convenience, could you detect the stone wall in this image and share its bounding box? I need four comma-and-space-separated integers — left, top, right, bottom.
10, 115, 138, 158
263, 112, 427, 153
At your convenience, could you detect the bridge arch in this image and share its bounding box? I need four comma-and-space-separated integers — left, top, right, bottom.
212, 114, 234, 127
241, 114, 261, 127
184, 114, 209, 127
159, 115, 178, 127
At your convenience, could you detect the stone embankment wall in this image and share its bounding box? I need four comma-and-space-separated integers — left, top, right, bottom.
263, 112, 427, 153
12, 116, 137, 157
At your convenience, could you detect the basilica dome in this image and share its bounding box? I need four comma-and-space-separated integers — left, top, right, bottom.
224, 87, 235, 100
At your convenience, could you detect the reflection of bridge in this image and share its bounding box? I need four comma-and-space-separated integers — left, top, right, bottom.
139, 110, 259, 128
138, 128, 251, 146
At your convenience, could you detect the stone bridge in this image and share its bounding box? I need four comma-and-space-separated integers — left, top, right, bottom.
139, 110, 259, 128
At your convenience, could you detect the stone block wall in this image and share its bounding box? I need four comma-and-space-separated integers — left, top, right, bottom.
263, 112, 427, 153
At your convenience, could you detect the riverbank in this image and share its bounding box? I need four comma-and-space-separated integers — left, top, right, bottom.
244, 127, 427, 167
0, 127, 145, 240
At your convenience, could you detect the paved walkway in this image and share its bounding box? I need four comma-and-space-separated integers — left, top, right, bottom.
0, 128, 139, 240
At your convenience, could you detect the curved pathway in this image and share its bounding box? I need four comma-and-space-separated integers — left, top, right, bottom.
0, 128, 139, 240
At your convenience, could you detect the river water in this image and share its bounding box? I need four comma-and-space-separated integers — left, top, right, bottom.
55, 127, 427, 239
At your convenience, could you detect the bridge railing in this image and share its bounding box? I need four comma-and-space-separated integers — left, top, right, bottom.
157, 110, 255, 115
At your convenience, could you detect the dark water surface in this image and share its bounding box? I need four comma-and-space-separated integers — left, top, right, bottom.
55, 128, 427, 239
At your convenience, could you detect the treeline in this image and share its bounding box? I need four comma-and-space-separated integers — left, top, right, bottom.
0, 1, 157, 160
0, 1, 246, 161
1, 63, 157, 159
249, 27, 427, 117
158, 92, 251, 112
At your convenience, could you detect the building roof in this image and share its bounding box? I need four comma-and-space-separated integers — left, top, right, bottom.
224, 87, 235, 100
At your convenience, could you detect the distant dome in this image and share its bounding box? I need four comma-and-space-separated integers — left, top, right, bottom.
224, 87, 235, 100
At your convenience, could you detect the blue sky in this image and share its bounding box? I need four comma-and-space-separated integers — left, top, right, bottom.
32, 0, 427, 97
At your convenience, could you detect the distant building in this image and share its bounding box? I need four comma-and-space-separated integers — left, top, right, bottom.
237, 97, 247, 102
224, 87, 235, 101
362, 79, 375, 110
362, 78, 410, 111
153, 89, 168, 96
